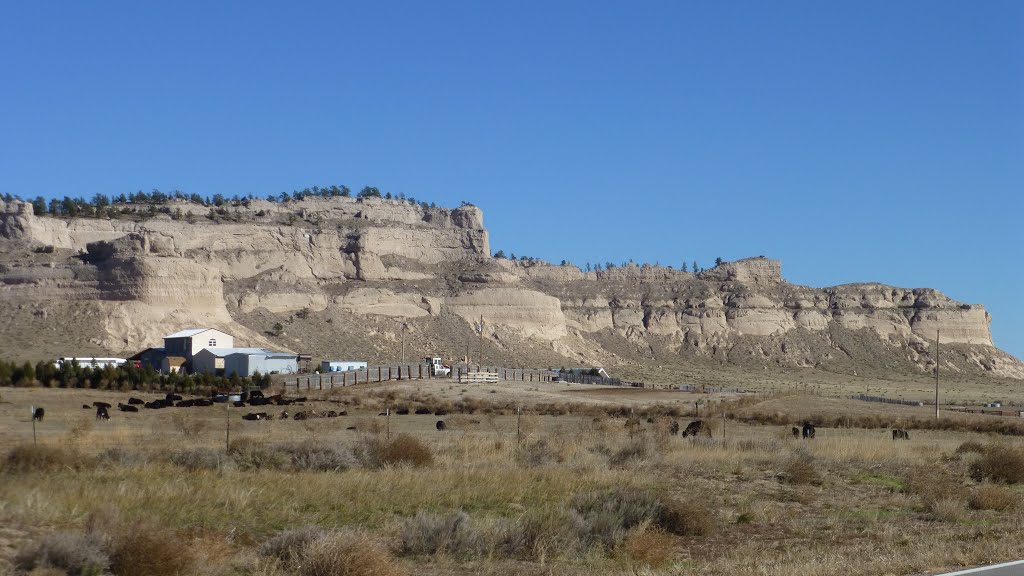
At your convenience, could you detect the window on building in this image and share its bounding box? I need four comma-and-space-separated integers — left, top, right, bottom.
209, 339, 217, 347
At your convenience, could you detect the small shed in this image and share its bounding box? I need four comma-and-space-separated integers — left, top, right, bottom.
128, 347, 166, 372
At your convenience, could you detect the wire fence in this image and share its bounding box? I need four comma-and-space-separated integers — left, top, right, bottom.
851, 393, 926, 407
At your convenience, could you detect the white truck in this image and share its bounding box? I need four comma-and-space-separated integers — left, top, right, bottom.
426, 357, 451, 377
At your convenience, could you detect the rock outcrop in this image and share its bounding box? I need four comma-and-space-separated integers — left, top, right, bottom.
1, 198, 1020, 379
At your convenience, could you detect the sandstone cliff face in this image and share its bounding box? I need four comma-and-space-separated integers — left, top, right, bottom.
0, 199, 1019, 379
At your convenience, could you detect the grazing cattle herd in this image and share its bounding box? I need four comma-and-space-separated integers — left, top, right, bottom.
21, 391, 919, 444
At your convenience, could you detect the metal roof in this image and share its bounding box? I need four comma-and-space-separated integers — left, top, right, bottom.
197, 348, 295, 358
164, 328, 213, 339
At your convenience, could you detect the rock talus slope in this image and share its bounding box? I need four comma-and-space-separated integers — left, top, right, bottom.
0, 198, 1020, 379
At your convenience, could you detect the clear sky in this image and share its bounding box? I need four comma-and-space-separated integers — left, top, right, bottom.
1, 2, 1021, 359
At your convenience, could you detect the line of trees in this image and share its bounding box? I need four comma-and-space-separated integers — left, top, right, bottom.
492, 251, 728, 274
0, 359, 272, 394
0, 184, 466, 219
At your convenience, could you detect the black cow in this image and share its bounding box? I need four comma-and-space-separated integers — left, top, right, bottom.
802, 423, 816, 439
118, 403, 138, 412
892, 429, 910, 441
93, 401, 112, 409
82, 404, 91, 409
792, 427, 800, 438
96, 406, 110, 421
293, 411, 309, 420
682, 420, 711, 438
165, 393, 183, 402
436, 420, 447, 431
32, 407, 44, 422
127, 397, 144, 405
279, 411, 289, 420
415, 408, 432, 415
396, 407, 410, 415
669, 421, 680, 435
242, 412, 268, 421
233, 401, 246, 408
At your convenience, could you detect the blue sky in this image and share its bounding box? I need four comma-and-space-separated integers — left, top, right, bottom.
1, 2, 1021, 359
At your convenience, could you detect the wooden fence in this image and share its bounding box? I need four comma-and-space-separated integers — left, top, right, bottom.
459, 372, 500, 384
852, 394, 926, 407
947, 407, 1024, 418
281, 364, 559, 392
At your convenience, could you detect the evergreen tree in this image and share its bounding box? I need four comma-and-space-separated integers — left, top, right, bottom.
681, 262, 688, 272
493, 250, 506, 259
692, 261, 698, 274
21, 361, 35, 385
32, 196, 47, 216
715, 257, 723, 267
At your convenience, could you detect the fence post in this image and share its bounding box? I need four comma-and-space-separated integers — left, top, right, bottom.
420, 364, 423, 379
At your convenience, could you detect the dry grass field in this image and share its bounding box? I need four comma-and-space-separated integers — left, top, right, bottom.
2, 378, 1024, 576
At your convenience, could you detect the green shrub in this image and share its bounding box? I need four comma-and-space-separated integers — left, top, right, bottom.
970, 443, 1024, 484
299, 529, 404, 576
515, 438, 560, 467
169, 448, 224, 471
399, 511, 485, 558
609, 439, 656, 467
969, 483, 1019, 511
780, 449, 820, 485
3, 445, 90, 473
281, 442, 356, 472
14, 531, 109, 576
657, 496, 717, 536
569, 488, 661, 550
365, 434, 433, 468
109, 524, 196, 576
229, 439, 288, 471
260, 526, 327, 564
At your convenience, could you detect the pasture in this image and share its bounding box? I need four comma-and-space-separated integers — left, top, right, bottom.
2, 382, 1024, 576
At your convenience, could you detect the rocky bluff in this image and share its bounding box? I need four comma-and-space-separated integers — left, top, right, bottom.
0, 197, 1020, 379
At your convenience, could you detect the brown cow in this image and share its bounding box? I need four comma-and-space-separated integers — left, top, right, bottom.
682, 420, 711, 438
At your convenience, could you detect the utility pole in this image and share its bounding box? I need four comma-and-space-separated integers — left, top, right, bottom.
225, 404, 230, 450
401, 323, 408, 364
477, 316, 484, 369
517, 406, 522, 446
934, 329, 940, 419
